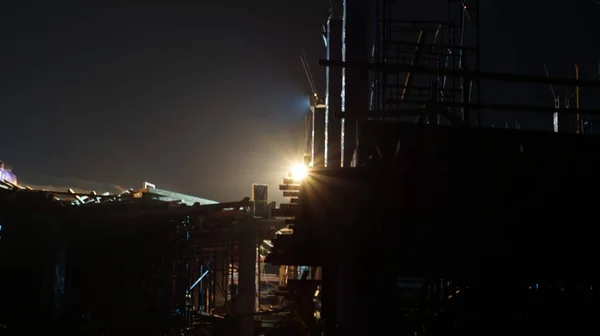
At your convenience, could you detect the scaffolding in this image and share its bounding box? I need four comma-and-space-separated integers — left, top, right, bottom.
316, 0, 600, 168
0, 181, 286, 335
371, 0, 480, 125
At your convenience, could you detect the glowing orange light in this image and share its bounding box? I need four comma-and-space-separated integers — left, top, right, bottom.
289, 163, 308, 181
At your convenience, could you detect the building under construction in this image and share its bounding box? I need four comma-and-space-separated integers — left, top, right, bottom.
0, 179, 292, 335
269, 0, 600, 335
2, 0, 600, 335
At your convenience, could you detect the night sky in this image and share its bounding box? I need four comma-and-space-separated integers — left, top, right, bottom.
1, 1, 599, 203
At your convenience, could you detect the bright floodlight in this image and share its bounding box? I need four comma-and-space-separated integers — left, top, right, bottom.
290, 163, 309, 181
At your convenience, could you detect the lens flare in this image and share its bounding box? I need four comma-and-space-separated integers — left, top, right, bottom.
289, 163, 309, 181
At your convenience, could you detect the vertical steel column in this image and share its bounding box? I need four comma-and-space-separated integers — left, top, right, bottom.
449, 0, 481, 125
474, 0, 482, 126
576, 63, 581, 134
326, 2, 343, 168
255, 243, 260, 313
208, 251, 216, 313
198, 264, 205, 312
192, 264, 199, 311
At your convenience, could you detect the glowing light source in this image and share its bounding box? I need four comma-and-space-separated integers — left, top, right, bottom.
289, 163, 309, 181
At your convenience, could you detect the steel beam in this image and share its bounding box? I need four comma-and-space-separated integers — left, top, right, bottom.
320, 60, 600, 87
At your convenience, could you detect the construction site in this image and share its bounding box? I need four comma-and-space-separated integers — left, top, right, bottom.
1, 0, 599, 335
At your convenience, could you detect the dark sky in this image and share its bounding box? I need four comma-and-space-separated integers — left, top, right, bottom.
480, 0, 600, 129
1, 1, 599, 202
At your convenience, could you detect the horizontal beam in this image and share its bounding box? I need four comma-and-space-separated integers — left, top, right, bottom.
282, 191, 299, 198
337, 107, 466, 125
384, 99, 600, 115
384, 41, 477, 50
319, 60, 600, 87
